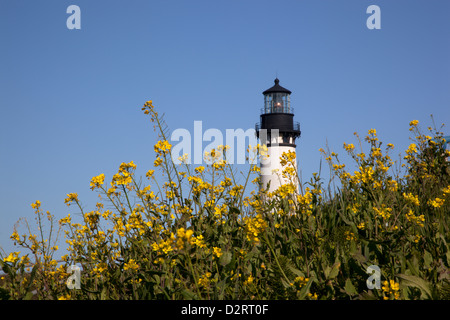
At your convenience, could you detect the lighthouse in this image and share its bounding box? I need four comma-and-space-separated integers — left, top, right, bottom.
256, 78, 301, 193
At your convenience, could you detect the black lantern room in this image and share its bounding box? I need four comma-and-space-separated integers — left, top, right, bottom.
256, 78, 301, 147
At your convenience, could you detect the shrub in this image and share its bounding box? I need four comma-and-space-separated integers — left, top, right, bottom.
1, 101, 449, 300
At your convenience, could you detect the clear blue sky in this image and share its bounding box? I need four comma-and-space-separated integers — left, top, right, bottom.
1, 0, 449, 256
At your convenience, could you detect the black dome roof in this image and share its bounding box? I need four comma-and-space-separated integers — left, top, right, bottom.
262, 78, 292, 95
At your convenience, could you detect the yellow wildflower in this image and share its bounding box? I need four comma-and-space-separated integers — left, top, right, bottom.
10, 231, 20, 242
382, 280, 400, 300
409, 120, 419, 127
343, 143, 355, 151
244, 275, 254, 286
213, 247, 223, 258
198, 272, 212, 289
406, 143, 418, 155
31, 200, 41, 209
141, 100, 154, 115
443, 185, 450, 195
403, 192, 420, 206
352, 166, 374, 184
195, 166, 205, 174
193, 235, 206, 248
428, 197, 445, 208
112, 171, 132, 186
123, 259, 139, 271
405, 209, 425, 227
64, 193, 78, 206
280, 150, 296, 166
350, 203, 360, 214
154, 157, 163, 167
220, 177, 232, 187
244, 214, 267, 243
212, 159, 226, 170
373, 180, 383, 189
413, 234, 422, 243
229, 185, 244, 197
371, 147, 382, 158
387, 179, 398, 192
3, 252, 20, 264
294, 276, 309, 288
118, 161, 137, 173
154, 140, 172, 155
90, 174, 105, 190
344, 230, 357, 241
373, 205, 392, 220
185, 229, 194, 241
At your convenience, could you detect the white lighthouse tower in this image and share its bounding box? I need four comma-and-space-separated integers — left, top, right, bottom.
256, 78, 301, 193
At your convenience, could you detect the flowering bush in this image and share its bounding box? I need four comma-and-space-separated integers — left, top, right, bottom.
1, 101, 449, 300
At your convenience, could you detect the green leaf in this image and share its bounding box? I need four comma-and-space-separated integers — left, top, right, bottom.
396, 273, 433, 299
423, 251, 433, 269
297, 277, 314, 300
181, 289, 197, 300
437, 280, 450, 299
100, 287, 108, 300
25, 264, 38, 294
406, 254, 420, 276
323, 264, 330, 279
23, 291, 34, 300
352, 252, 368, 265
219, 251, 232, 266
328, 261, 341, 279
344, 278, 358, 296
287, 265, 305, 278
359, 291, 378, 300
0, 260, 12, 279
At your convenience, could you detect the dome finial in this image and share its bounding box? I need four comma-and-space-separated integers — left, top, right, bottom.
262, 78, 291, 95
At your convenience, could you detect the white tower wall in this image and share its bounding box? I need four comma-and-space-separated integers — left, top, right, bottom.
261, 144, 298, 193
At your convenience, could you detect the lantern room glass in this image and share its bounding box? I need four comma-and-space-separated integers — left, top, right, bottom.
264, 92, 291, 114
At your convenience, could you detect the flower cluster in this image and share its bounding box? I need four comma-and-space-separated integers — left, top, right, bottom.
243, 214, 267, 243
382, 280, 400, 300
373, 205, 392, 220
154, 140, 172, 155
90, 173, 105, 190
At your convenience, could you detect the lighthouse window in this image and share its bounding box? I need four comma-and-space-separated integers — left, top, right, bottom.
273, 93, 284, 110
